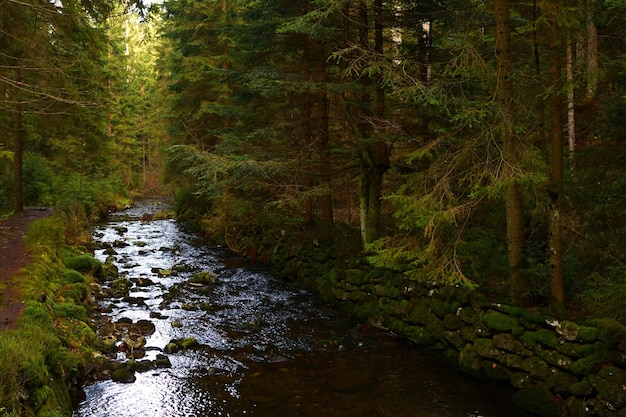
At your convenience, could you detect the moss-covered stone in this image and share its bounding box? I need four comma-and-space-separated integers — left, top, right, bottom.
404, 325, 436, 346
429, 298, 447, 318
520, 356, 550, 379
484, 361, 511, 380
577, 325, 600, 343
108, 278, 131, 297
456, 306, 478, 325
442, 313, 464, 331
482, 310, 519, 332
569, 377, 594, 396
570, 355, 599, 376
424, 312, 446, 341
510, 372, 532, 389
537, 348, 574, 369
474, 338, 501, 358
344, 269, 365, 285
407, 302, 431, 326
512, 384, 562, 417
590, 366, 626, 409
521, 329, 559, 349
557, 342, 585, 358
546, 370, 577, 394
497, 353, 524, 370
190, 271, 218, 285
443, 330, 465, 350
441, 347, 460, 368
458, 345, 487, 380
111, 366, 136, 383
493, 333, 528, 354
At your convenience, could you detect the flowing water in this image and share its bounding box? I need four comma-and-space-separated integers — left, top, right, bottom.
74, 201, 533, 417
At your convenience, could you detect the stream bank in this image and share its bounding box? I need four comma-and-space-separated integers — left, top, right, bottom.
258, 224, 626, 417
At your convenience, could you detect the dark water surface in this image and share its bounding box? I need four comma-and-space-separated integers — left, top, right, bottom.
74, 201, 533, 417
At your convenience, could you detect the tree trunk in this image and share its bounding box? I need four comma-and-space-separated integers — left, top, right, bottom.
314, 40, 334, 225
356, 0, 389, 247
303, 38, 314, 225
544, 0, 566, 309
495, 0, 530, 304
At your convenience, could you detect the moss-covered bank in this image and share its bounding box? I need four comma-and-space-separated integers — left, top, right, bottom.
0, 215, 109, 417
237, 225, 626, 417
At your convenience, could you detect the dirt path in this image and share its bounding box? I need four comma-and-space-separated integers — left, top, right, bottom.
0, 207, 54, 331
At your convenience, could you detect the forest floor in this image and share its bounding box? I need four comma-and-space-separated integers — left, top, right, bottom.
0, 207, 53, 331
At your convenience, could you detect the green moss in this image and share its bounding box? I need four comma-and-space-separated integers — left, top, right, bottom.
60, 269, 85, 284
482, 310, 518, 332
512, 385, 562, 417
458, 345, 487, 380
570, 355, 598, 376
577, 325, 600, 343
569, 377, 594, 396
521, 329, 559, 349
52, 302, 87, 321
62, 254, 102, 276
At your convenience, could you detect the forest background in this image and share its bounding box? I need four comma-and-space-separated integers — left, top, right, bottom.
2, 0, 626, 323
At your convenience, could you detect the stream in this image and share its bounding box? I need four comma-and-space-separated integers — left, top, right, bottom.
74, 201, 533, 417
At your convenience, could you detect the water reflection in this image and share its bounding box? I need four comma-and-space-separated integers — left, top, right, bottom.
75, 202, 532, 417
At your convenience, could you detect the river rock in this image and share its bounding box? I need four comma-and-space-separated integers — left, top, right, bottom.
190, 271, 218, 285
108, 278, 132, 297
165, 337, 200, 353
111, 366, 136, 384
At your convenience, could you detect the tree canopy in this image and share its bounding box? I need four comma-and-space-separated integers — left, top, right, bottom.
3, 0, 626, 319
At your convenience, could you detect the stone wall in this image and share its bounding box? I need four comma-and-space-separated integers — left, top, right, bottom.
268, 239, 626, 417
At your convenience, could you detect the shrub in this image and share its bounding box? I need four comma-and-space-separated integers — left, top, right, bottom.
576, 263, 626, 323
